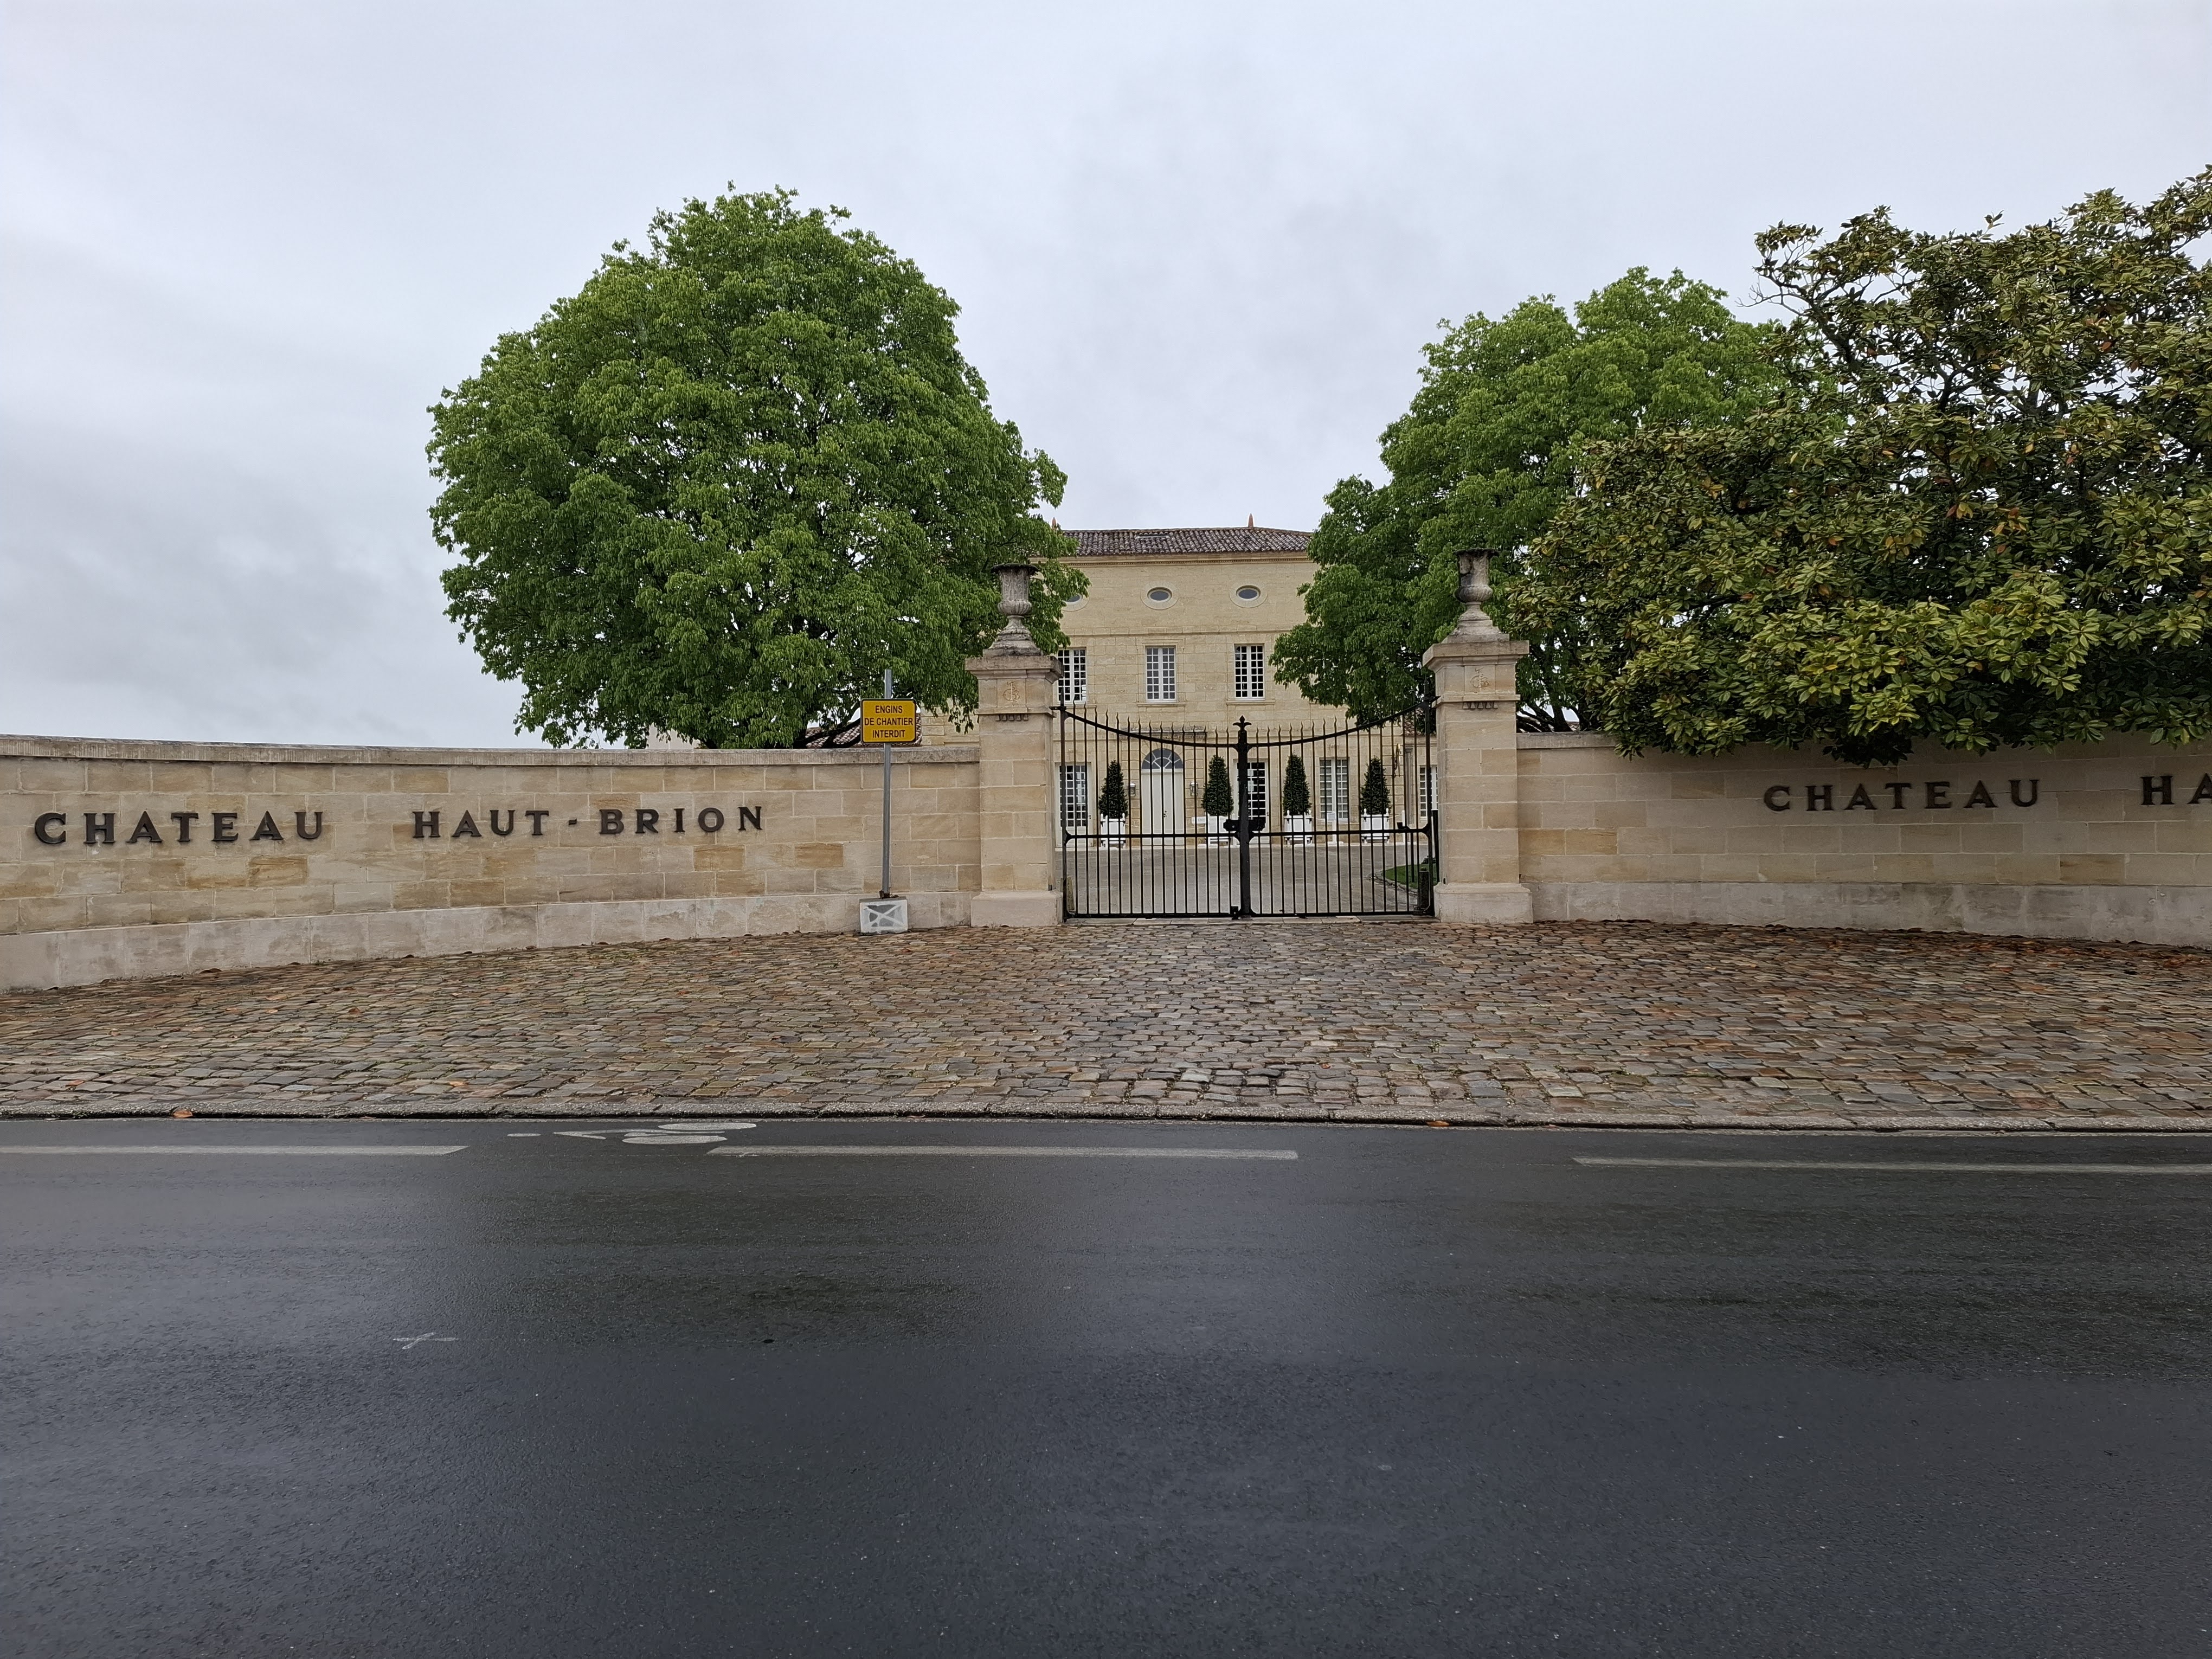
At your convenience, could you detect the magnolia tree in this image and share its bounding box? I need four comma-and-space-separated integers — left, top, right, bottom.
1517, 170, 2212, 762
429, 190, 1078, 748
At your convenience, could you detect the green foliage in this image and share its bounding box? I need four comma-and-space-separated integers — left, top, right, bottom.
1274, 269, 1785, 724
429, 189, 1077, 748
1202, 755, 1234, 819
1359, 757, 1391, 816
1280, 753, 1311, 818
1522, 170, 2212, 763
1097, 760, 1128, 821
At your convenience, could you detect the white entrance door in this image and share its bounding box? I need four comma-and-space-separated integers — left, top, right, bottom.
1140, 749, 1185, 838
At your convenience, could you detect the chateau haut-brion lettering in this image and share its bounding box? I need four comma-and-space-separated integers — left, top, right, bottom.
1761, 779, 2047, 811
28, 803, 765, 846
1760, 774, 2212, 811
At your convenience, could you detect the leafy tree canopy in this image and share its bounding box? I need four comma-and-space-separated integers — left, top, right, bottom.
1272, 270, 1784, 724
1519, 170, 2212, 763
429, 189, 1076, 748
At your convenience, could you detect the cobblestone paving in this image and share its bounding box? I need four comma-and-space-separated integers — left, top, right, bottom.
2, 922, 2207, 1128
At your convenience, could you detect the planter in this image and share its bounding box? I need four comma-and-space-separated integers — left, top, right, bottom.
1284, 814, 1315, 845
1360, 813, 1391, 844
1100, 816, 1127, 848
1204, 814, 1229, 846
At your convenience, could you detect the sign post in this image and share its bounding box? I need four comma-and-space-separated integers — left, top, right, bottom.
859, 679, 919, 927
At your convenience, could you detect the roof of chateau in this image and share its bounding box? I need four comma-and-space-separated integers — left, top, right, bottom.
1069, 526, 1312, 558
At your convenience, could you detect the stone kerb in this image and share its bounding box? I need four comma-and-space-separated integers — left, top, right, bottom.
963, 563, 1063, 928
1421, 551, 1533, 926
1, 736, 982, 990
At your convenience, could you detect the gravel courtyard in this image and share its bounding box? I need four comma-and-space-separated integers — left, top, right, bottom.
2, 921, 2206, 1127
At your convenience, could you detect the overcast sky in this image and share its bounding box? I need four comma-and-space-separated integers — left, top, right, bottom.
4, 1, 2207, 746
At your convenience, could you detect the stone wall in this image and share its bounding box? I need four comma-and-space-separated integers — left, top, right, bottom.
1517, 731, 2212, 947
8, 717, 2208, 991
2, 737, 979, 989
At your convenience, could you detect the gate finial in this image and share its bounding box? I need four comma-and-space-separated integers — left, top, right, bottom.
995, 563, 1037, 620
1446, 550, 1508, 644
988, 563, 1041, 650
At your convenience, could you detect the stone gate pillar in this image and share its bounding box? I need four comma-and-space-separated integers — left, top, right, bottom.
1420, 551, 1533, 926
964, 563, 1063, 928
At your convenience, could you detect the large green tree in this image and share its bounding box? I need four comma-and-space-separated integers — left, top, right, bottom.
1272, 270, 1784, 724
429, 189, 1077, 748
1520, 170, 2212, 763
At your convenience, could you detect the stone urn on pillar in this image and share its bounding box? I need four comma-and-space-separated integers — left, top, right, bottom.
964, 562, 1063, 928
1418, 550, 1533, 925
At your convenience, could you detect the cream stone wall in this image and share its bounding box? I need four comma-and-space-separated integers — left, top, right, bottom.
1515, 731, 2212, 947
10, 716, 2207, 991
3, 737, 980, 989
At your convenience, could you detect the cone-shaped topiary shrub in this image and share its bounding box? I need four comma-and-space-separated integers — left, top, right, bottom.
1098, 760, 1128, 820
1360, 757, 1391, 817
1281, 754, 1311, 818
1203, 755, 1234, 818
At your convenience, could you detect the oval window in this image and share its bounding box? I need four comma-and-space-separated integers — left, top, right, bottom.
1147, 587, 1172, 602
1236, 585, 1261, 601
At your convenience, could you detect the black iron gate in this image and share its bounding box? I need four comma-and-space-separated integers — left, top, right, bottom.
1056, 704, 1435, 918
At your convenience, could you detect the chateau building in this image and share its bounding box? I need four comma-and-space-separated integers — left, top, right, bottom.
1052, 524, 1332, 728
1047, 524, 1377, 840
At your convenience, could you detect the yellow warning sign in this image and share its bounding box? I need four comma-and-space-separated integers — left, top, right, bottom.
859, 699, 920, 745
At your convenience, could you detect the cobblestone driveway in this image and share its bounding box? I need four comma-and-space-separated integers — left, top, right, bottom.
3, 922, 2207, 1128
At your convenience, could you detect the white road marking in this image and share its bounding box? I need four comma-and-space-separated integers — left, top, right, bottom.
1574, 1157, 2212, 1174
393, 1332, 457, 1349
710, 1146, 1297, 1160
0, 1144, 468, 1156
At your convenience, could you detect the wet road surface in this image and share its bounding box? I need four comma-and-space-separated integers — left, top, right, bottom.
5, 1117, 2209, 1657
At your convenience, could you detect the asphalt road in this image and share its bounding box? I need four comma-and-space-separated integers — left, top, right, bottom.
5, 1118, 2208, 1659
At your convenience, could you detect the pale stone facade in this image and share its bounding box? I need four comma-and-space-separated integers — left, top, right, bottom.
1056, 527, 1336, 729
1516, 730, 2212, 944
1, 739, 981, 989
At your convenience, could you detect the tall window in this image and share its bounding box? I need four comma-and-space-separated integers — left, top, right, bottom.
1145, 645, 1177, 703
1319, 757, 1351, 825
1056, 647, 1088, 705
1058, 763, 1090, 836
1233, 643, 1266, 700
1418, 764, 1436, 821
1242, 761, 1268, 829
